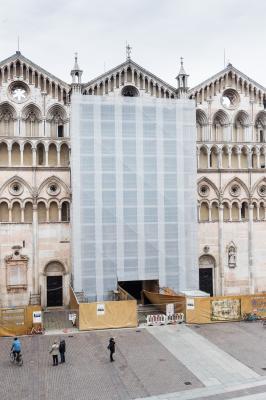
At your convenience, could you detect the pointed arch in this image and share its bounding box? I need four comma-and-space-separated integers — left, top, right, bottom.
222, 177, 249, 197
251, 176, 266, 196
0, 175, 33, 197
0, 101, 17, 136
197, 176, 220, 197
37, 175, 70, 196
46, 103, 67, 139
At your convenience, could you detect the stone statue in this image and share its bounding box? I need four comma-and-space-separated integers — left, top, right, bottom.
228, 246, 236, 268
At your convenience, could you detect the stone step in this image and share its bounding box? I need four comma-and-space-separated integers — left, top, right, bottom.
43, 310, 74, 330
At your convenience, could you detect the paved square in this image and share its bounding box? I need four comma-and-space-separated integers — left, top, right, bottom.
188, 322, 266, 376
0, 329, 202, 400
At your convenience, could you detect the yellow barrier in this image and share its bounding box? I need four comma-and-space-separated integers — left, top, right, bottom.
0, 305, 42, 336
185, 293, 266, 324
79, 300, 137, 331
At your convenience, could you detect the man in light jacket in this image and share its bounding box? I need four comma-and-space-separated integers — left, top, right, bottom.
49, 341, 59, 366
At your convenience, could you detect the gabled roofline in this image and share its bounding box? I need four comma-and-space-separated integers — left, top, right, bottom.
189, 64, 266, 94
0, 52, 70, 89
83, 59, 176, 92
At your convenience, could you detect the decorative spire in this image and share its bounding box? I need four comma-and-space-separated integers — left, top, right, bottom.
71, 52, 83, 87
126, 43, 132, 60
73, 52, 80, 70
176, 57, 189, 98
178, 57, 187, 75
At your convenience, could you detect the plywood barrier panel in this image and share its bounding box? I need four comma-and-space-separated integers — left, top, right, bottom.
0, 305, 42, 336
79, 300, 137, 331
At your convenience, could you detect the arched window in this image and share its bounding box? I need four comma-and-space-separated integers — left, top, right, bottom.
212, 110, 229, 142
61, 201, 70, 222
48, 143, 57, 166
47, 105, 67, 138
196, 109, 208, 141
0, 103, 16, 136
234, 111, 249, 142
241, 202, 248, 221
0, 142, 8, 165
37, 143, 45, 166
12, 202, 21, 223
223, 203, 230, 221
22, 104, 41, 137
60, 144, 69, 166
231, 203, 239, 221
24, 202, 33, 223
49, 201, 58, 222
11, 142, 20, 165
121, 85, 139, 97
199, 147, 208, 168
38, 202, 46, 222
200, 202, 209, 222
255, 111, 266, 143
23, 143, 32, 165
211, 202, 219, 221
0, 202, 9, 222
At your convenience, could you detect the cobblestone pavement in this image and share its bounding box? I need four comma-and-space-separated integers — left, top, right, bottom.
188, 322, 266, 376
0, 329, 202, 400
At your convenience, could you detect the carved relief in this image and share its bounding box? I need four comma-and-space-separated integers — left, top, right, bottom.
5, 246, 29, 292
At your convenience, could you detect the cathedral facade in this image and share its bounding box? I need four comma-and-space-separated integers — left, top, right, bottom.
0, 49, 265, 308
192, 65, 266, 296
0, 52, 71, 308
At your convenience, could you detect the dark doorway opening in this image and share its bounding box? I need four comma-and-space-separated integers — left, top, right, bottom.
199, 268, 213, 296
47, 276, 63, 307
118, 280, 158, 302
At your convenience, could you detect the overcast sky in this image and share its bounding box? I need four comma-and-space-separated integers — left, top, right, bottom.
0, 0, 265, 88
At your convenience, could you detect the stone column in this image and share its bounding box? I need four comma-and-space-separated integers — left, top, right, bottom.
207, 148, 210, 169
45, 148, 49, 166
218, 149, 222, 169
248, 204, 254, 293
32, 147, 37, 167
8, 145, 11, 166
237, 149, 241, 169
229, 205, 232, 222
57, 146, 60, 166
8, 206, 12, 222
197, 148, 200, 169
248, 148, 252, 169
32, 203, 39, 293
20, 144, 24, 166
228, 148, 232, 168
218, 205, 224, 295
58, 206, 62, 222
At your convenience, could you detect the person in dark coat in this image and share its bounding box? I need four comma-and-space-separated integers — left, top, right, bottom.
108, 337, 115, 362
59, 339, 66, 363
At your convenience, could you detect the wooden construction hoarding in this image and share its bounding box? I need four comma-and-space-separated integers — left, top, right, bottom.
186, 293, 266, 324
79, 300, 137, 331
0, 305, 41, 336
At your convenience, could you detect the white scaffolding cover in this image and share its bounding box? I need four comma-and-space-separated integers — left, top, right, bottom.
71, 94, 198, 301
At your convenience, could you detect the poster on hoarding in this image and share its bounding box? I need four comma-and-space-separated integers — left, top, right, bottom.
211, 299, 241, 321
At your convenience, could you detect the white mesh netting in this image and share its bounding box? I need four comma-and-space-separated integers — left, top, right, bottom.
71, 94, 198, 301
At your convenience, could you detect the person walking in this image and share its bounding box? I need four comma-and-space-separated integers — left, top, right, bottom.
107, 337, 115, 362
49, 341, 59, 366
59, 339, 66, 363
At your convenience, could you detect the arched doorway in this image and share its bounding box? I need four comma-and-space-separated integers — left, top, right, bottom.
199, 255, 215, 296
44, 261, 65, 307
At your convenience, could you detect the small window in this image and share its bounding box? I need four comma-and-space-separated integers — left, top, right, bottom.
121, 85, 139, 97
61, 201, 70, 222
58, 125, 64, 138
